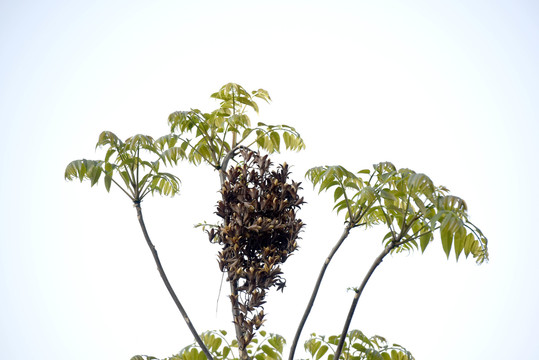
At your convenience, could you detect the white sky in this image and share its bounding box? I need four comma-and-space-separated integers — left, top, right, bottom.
1, 1, 538, 359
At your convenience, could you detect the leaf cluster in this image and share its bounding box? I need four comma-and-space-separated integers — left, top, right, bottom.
166, 83, 305, 169
133, 329, 415, 360
306, 162, 488, 263
65, 131, 180, 201
305, 330, 414, 360
142, 330, 287, 360
209, 149, 305, 350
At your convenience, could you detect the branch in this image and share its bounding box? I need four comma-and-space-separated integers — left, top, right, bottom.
377, 198, 397, 242
218, 145, 247, 184
333, 243, 396, 360
336, 178, 354, 222
288, 224, 353, 360
133, 202, 214, 360
110, 177, 135, 201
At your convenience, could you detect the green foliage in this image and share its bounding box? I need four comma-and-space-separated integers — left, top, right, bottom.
137, 329, 413, 360
65, 131, 180, 201
306, 163, 488, 263
166, 83, 305, 169
305, 330, 414, 360
153, 330, 286, 360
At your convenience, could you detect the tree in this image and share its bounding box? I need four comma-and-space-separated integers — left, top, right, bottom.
65, 83, 488, 360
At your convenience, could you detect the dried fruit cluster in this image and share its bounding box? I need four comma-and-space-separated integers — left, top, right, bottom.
209, 149, 304, 350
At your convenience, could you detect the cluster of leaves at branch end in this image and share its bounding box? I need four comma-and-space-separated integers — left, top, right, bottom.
306, 162, 488, 264
305, 330, 414, 360
65, 131, 180, 202
166, 83, 305, 169
132, 330, 286, 360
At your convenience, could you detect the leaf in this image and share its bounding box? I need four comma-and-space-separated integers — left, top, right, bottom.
316, 345, 328, 360
306, 340, 321, 357
104, 173, 112, 192
270, 131, 280, 151
420, 231, 432, 253
261, 344, 279, 360
453, 226, 466, 261
252, 88, 271, 103
268, 335, 285, 354
359, 186, 376, 204
334, 186, 345, 202
440, 226, 453, 259
380, 189, 397, 202
197, 349, 207, 360
211, 337, 222, 352
88, 165, 102, 186
463, 233, 475, 258
96, 130, 121, 148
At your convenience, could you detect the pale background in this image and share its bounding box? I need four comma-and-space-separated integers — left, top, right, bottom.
1, 1, 538, 359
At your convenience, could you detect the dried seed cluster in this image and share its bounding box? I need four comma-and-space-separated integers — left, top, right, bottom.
209, 149, 304, 350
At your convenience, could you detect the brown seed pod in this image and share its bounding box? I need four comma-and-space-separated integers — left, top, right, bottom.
210, 148, 304, 349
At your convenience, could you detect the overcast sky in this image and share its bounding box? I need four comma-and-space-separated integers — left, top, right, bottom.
1, 1, 538, 359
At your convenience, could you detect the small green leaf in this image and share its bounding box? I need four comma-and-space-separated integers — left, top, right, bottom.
222, 346, 230, 359
328, 336, 339, 345
261, 344, 278, 360
463, 233, 475, 258
380, 189, 397, 201
211, 337, 222, 352
270, 131, 280, 151
268, 335, 285, 354
104, 174, 112, 192
441, 227, 453, 259
420, 231, 432, 253
453, 226, 466, 261
316, 345, 328, 360
334, 186, 344, 202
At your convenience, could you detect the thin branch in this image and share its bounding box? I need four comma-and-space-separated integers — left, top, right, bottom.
218, 145, 246, 184
133, 202, 214, 360
288, 224, 353, 360
336, 179, 354, 222
136, 146, 140, 196
333, 243, 396, 360
138, 172, 154, 200
397, 195, 411, 239
393, 225, 440, 247
377, 198, 397, 242
114, 143, 137, 190
232, 91, 237, 148
110, 177, 135, 201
